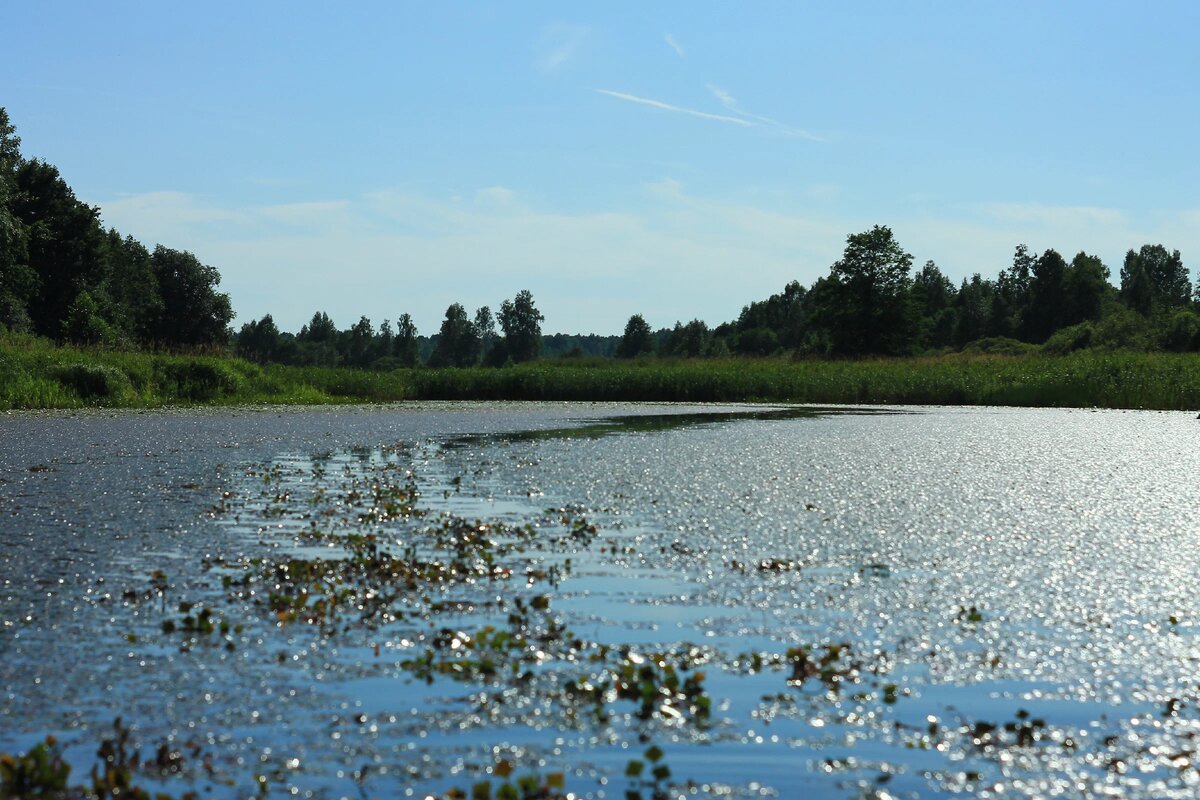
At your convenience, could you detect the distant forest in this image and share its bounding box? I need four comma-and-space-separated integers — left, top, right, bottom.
3, 107, 1200, 368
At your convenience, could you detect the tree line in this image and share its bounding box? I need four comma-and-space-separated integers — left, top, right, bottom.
685, 226, 1200, 359
0, 109, 234, 349
4, 107, 1199, 365
236, 290, 546, 369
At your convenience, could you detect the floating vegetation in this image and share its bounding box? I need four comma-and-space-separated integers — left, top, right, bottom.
0, 719, 204, 800
8, 405, 1200, 798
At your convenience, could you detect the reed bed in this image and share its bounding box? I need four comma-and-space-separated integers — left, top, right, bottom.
3, 335, 1198, 411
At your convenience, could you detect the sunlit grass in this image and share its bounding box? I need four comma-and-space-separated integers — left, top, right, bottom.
2, 334, 1198, 411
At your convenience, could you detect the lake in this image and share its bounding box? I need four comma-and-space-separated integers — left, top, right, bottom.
2, 402, 1199, 799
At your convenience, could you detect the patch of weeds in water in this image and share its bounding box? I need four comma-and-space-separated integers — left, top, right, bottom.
624, 744, 672, 800
0, 736, 70, 797
955, 605, 985, 624
443, 760, 568, 800
568, 650, 712, 726
0, 719, 204, 800
784, 643, 859, 690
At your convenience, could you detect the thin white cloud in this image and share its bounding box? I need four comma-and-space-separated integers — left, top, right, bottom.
539, 24, 588, 71
260, 200, 351, 226
705, 83, 823, 141
595, 89, 753, 127
665, 34, 685, 58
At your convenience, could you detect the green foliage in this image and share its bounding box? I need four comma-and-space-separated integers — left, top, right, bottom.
958, 337, 1036, 356
666, 319, 710, 358
1158, 308, 1200, 352
1041, 322, 1094, 355
6, 319, 1200, 412
394, 313, 420, 367
824, 225, 915, 355
0, 108, 232, 350
616, 314, 654, 358
0, 736, 71, 797
154, 360, 242, 401
498, 290, 544, 363
0, 720, 199, 800
1124, 244, 1191, 313
54, 362, 133, 402
1027, 249, 1069, 341
150, 246, 233, 346
236, 314, 282, 363
430, 303, 482, 367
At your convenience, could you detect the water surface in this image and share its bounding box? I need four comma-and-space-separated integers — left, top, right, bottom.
2, 402, 1198, 799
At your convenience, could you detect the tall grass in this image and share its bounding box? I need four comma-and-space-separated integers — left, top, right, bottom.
409, 354, 1200, 410
2, 334, 1198, 411
0, 334, 411, 409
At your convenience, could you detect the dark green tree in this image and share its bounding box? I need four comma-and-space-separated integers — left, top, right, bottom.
0, 108, 34, 332
667, 319, 711, 358
298, 311, 337, 343
910, 260, 957, 349
375, 319, 395, 362
1063, 252, 1110, 325
953, 275, 995, 346
12, 159, 106, 337
1119, 253, 1153, 316
616, 313, 654, 358
1122, 245, 1189, 313
429, 303, 480, 367
345, 315, 375, 367
61, 289, 112, 344
498, 289, 543, 363
150, 245, 233, 346
474, 306, 496, 350
237, 314, 282, 363
824, 225, 915, 355
1026, 248, 1068, 342
100, 231, 162, 343
395, 313, 419, 367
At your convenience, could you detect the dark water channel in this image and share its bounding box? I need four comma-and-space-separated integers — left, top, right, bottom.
2, 402, 1199, 799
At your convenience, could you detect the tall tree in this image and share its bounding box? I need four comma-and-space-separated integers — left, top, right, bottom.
395, 313, 419, 367
910, 260, 957, 349
824, 225, 914, 355
667, 319, 711, 358
474, 306, 498, 363
298, 311, 337, 343
100, 231, 162, 343
1026, 248, 1068, 341
616, 314, 654, 358
376, 319, 395, 361
1063, 251, 1110, 325
498, 289, 543, 363
429, 303, 480, 367
150, 245, 233, 346
346, 316, 375, 367
237, 314, 282, 363
1122, 244, 1189, 313
0, 108, 34, 332
12, 159, 106, 337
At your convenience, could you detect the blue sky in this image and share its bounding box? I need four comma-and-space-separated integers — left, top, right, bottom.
4, 2, 1199, 335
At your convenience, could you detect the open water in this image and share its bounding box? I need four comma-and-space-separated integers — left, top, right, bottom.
2, 402, 1199, 799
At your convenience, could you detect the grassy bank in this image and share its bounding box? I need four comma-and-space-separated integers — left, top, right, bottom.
0, 334, 413, 409
3, 334, 1200, 411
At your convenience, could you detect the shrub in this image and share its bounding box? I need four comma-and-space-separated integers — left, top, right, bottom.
154, 360, 242, 401
1156, 309, 1200, 352
1092, 308, 1150, 351
960, 337, 1036, 356
1042, 323, 1093, 355
53, 363, 133, 401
